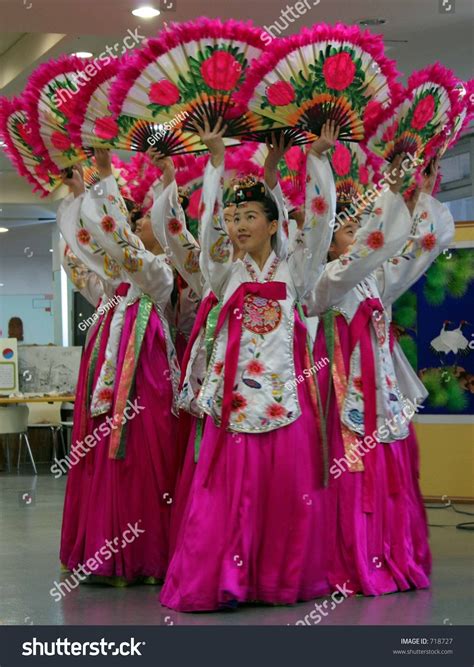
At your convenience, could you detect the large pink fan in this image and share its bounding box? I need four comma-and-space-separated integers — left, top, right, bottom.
366, 63, 462, 191
110, 18, 267, 142
23, 55, 88, 172
0, 95, 62, 197
68, 59, 208, 155
237, 23, 402, 143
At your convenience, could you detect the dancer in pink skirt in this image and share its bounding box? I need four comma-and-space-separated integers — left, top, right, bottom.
160, 119, 339, 611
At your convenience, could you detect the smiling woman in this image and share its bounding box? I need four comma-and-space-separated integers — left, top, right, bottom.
0, 7, 473, 664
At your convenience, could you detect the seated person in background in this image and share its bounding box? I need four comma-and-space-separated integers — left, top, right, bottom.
8, 317, 24, 342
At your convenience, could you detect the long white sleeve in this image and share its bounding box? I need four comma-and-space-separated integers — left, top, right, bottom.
80, 175, 174, 309
56, 193, 123, 296
199, 160, 233, 297
376, 193, 455, 306
59, 237, 105, 307
288, 152, 336, 297
306, 189, 412, 315
150, 180, 203, 296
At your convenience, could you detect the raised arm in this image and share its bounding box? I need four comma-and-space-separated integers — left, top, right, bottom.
56, 168, 123, 292
376, 161, 455, 305
193, 117, 234, 297
59, 237, 105, 307
149, 155, 203, 296
288, 121, 338, 297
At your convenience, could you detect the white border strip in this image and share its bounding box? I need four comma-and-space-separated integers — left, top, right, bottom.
414, 415, 474, 424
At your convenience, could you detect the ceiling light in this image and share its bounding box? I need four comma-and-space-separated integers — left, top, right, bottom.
132, 6, 160, 18
49, 248, 54, 253
73, 51, 93, 58
0, 227, 9, 233
358, 18, 387, 26
0, 283, 4, 287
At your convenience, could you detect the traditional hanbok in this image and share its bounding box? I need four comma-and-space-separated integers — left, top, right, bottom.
56, 194, 135, 575
160, 151, 337, 611
60, 176, 180, 583
308, 188, 453, 595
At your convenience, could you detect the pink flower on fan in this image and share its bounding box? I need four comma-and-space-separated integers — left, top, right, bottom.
94, 116, 119, 140
56, 93, 77, 120
367, 230, 385, 249
51, 131, 72, 151
167, 218, 183, 235
359, 165, 369, 185
34, 164, 48, 181
411, 94, 435, 130
421, 232, 437, 251
266, 81, 295, 106
382, 120, 398, 143
17, 122, 32, 145
187, 188, 202, 219
332, 143, 352, 176
200, 51, 241, 91
312, 196, 328, 215
101, 215, 116, 233
285, 146, 303, 171
363, 100, 382, 127
149, 80, 180, 106
323, 52, 356, 91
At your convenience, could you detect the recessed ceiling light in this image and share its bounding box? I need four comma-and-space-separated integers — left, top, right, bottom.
49, 248, 54, 252
73, 51, 93, 58
0, 283, 4, 287
358, 17, 387, 26
132, 6, 160, 18
0, 227, 9, 233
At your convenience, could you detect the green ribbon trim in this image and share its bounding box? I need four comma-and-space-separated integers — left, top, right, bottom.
204, 301, 222, 364
296, 302, 329, 487
86, 317, 106, 410
116, 295, 153, 459
194, 416, 204, 463
321, 311, 336, 422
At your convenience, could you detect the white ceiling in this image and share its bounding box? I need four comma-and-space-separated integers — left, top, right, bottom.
0, 0, 473, 225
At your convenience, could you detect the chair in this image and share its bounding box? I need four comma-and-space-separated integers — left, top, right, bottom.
26, 402, 65, 462
59, 402, 75, 456
0, 404, 36, 474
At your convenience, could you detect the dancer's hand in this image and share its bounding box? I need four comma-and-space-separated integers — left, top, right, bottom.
192, 116, 226, 167
421, 156, 440, 195
62, 165, 84, 198
385, 154, 406, 194
147, 150, 175, 188
94, 148, 112, 178
264, 132, 294, 189
310, 120, 340, 157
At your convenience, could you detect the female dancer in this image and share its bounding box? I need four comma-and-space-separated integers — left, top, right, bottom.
160, 119, 338, 611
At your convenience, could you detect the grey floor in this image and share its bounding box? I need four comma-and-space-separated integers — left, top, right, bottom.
0, 466, 473, 626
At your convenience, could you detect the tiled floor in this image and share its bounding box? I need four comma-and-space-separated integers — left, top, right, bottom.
0, 467, 473, 626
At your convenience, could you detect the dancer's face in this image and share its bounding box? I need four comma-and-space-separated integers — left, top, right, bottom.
329, 221, 359, 259
233, 201, 277, 256
135, 214, 163, 254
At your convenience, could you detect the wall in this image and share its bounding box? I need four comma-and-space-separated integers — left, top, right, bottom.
0, 222, 55, 344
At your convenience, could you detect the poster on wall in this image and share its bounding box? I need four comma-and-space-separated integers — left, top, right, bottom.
393, 246, 474, 415
18, 346, 82, 394
0, 338, 19, 394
